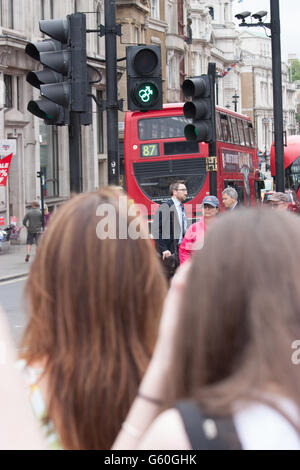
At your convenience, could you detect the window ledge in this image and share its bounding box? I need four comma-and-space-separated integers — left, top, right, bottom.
0, 27, 27, 41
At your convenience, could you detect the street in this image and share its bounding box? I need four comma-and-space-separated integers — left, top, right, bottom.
0, 278, 27, 348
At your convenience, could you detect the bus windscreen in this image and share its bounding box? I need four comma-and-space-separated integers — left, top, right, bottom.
138, 116, 192, 140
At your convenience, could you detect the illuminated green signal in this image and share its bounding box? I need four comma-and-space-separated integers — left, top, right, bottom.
134, 82, 159, 108
138, 85, 154, 103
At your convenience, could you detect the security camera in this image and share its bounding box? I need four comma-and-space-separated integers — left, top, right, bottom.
252, 11, 268, 21
235, 11, 251, 22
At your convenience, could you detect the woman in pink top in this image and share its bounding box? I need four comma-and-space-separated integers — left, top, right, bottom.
179, 195, 219, 264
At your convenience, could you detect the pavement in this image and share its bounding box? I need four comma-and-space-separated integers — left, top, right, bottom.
0, 243, 36, 282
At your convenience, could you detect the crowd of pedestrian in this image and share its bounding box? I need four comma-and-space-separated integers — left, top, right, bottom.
0, 183, 300, 450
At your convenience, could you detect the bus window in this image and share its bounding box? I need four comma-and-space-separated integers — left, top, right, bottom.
227, 116, 234, 144
243, 121, 251, 147
237, 119, 245, 145
216, 112, 222, 141
169, 126, 175, 138
138, 116, 191, 140
286, 155, 300, 193
230, 117, 240, 144
220, 113, 231, 142
248, 123, 255, 147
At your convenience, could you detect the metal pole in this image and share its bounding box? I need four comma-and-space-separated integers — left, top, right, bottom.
105, 0, 120, 185
270, 0, 285, 192
37, 171, 45, 230
69, 111, 82, 193
208, 63, 217, 197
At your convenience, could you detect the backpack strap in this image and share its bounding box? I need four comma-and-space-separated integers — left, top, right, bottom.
175, 400, 242, 450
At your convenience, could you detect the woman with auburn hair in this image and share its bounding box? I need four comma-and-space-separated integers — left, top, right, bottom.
113, 208, 300, 450
19, 188, 167, 450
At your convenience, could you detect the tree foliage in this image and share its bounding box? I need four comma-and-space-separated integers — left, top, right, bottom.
290, 59, 300, 82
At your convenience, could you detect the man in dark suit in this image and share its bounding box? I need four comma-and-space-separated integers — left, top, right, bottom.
152, 180, 188, 268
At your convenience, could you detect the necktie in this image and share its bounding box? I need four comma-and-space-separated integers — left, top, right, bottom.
180, 204, 185, 239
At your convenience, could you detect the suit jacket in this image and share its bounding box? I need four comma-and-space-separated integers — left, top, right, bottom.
152, 199, 182, 255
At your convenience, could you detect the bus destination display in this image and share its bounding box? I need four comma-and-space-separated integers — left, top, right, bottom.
140, 143, 160, 157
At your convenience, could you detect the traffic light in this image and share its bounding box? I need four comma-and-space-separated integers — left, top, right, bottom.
126, 45, 163, 111
26, 34, 69, 125
182, 75, 216, 143
26, 13, 91, 125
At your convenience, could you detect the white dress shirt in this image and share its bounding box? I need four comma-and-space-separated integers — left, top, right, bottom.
172, 197, 187, 245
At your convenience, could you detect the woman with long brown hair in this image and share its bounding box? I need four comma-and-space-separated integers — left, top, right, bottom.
19, 188, 167, 450
113, 208, 300, 450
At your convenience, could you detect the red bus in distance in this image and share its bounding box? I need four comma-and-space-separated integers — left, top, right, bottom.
270, 135, 300, 199
124, 103, 261, 219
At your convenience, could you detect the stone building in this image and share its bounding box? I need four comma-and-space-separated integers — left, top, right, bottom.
187, 0, 242, 110
0, 0, 107, 230
239, 29, 297, 155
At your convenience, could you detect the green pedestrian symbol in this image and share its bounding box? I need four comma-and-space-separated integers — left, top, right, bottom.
139, 85, 153, 103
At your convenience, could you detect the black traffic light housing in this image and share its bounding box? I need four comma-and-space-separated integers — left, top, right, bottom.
126, 45, 163, 111
26, 37, 69, 125
26, 13, 91, 126
182, 74, 216, 143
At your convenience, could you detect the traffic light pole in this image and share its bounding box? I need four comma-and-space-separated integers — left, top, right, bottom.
37, 171, 45, 230
270, 0, 285, 192
69, 112, 82, 193
104, 0, 120, 185
208, 63, 217, 197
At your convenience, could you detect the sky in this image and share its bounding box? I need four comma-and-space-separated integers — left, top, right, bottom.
232, 0, 300, 62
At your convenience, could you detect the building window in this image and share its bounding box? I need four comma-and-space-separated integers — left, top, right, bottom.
4, 75, 12, 109
40, 123, 59, 198
8, 0, 14, 29
50, 0, 54, 19
178, 0, 184, 35
151, 0, 160, 19
224, 3, 229, 22
97, 90, 104, 154
17, 76, 23, 111
209, 7, 214, 20
40, 0, 45, 19
134, 27, 139, 44
97, 4, 101, 55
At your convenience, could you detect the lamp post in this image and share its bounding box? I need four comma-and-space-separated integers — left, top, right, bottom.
235, 0, 285, 192
232, 91, 239, 112
262, 117, 269, 153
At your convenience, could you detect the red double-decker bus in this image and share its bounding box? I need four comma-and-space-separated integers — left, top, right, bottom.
270, 135, 300, 199
124, 103, 261, 219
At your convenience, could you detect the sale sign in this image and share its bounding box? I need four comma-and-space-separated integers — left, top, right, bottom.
0, 140, 16, 187
0, 153, 13, 186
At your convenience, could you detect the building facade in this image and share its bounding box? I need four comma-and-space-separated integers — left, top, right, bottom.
239, 30, 297, 155
0, 0, 107, 231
